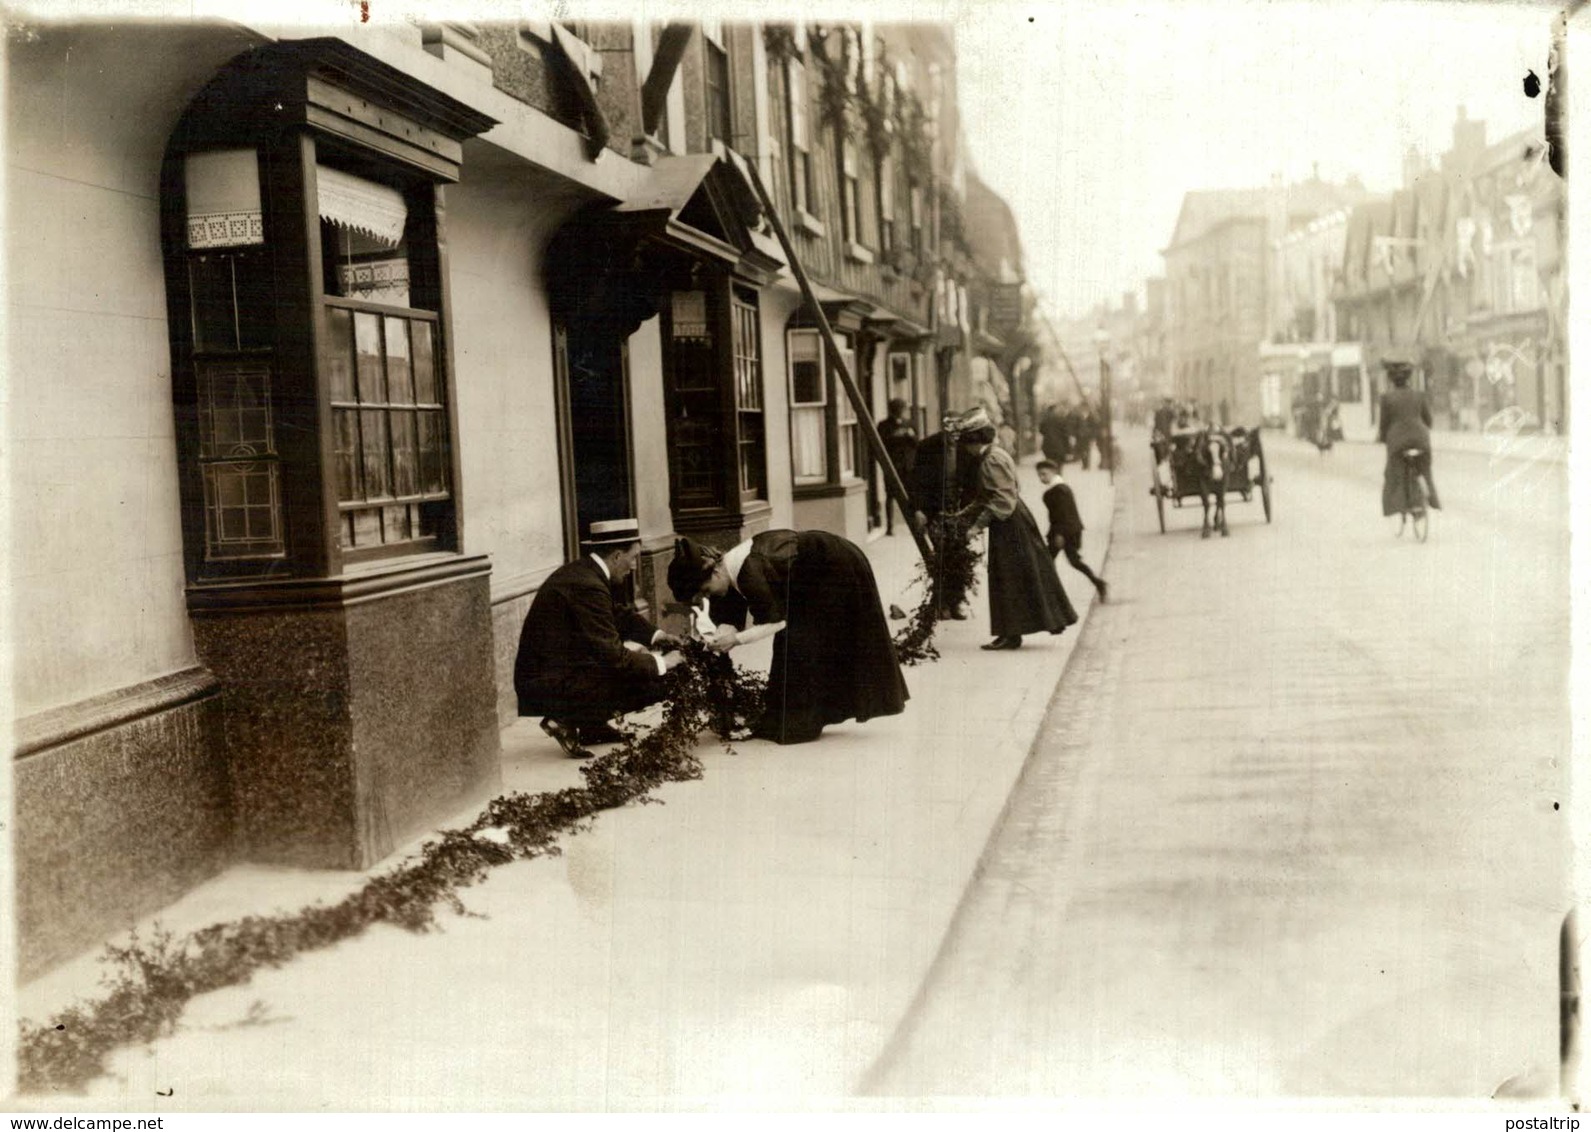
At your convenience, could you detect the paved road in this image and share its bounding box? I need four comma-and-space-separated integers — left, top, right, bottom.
865, 428, 1570, 1100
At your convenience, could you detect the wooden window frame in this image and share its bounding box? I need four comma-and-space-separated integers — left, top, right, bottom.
660, 276, 767, 523
876, 149, 896, 256
163, 136, 464, 584
787, 325, 861, 488
839, 132, 862, 245
787, 326, 829, 484
705, 37, 732, 147
786, 56, 814, 217
731, 289, 768, 502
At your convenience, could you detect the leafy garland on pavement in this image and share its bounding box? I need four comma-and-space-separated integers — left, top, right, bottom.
892, 513, 982, 665
16, 645, 765, 1095
18, 545, 967, 1092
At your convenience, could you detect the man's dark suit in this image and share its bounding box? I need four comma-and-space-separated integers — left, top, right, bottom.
513, 556, 667, 728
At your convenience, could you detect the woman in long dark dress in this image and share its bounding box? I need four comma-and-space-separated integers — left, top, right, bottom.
668, 531, 909, 744
956, 409, 1078, 650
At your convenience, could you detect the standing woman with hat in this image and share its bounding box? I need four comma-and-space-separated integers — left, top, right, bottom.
956, 407, 1079, 650
668, 530, 908, 745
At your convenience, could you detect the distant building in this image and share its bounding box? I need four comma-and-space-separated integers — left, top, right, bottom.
1334, 108, 1566, 436
1261, 206, 1362, 435
1162, 175, 1363, 426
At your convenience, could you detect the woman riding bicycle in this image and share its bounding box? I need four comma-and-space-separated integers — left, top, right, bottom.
1378, 353, 1442, 516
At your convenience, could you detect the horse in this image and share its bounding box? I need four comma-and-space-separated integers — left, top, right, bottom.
1192, 428, 1231, 538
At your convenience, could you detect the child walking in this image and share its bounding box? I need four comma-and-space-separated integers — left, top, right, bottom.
1036, 460, 1108, 602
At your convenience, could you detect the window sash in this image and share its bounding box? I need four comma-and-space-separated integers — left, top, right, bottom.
787, 328, 826, 406
706, 40, 731, 144
323, 302, 450, 552
732, 297, 766, 500
788, 60, 809, 150
791, 406, 827, 481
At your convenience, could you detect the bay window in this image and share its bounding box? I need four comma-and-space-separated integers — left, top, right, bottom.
160, 40, 494, 586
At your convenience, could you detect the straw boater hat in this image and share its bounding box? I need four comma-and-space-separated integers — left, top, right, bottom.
582, 517, 642, 550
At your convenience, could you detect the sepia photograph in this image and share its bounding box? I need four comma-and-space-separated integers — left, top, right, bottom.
0, 0, 1583, 1115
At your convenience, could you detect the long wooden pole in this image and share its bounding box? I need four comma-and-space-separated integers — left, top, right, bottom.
742, 160, 935, 564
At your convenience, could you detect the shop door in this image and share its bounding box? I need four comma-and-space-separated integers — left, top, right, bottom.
558, 322, 635, 551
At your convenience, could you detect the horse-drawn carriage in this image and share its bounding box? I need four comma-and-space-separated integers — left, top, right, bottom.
1150, 426, 1272, 537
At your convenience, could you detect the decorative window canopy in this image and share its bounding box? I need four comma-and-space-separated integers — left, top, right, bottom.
317, 165, 408, 247
186, 149, 263, 248
167, 38, 498, 183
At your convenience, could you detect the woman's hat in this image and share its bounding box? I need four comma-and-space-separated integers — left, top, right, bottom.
582, 517, 642, 549
1380, 346, 1416, 370
949, 406, 994, 434
667, 537, 719, 603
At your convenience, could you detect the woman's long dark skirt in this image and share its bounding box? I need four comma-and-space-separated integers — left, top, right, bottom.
761, 531, 909, 743
986, 499, 1078, 638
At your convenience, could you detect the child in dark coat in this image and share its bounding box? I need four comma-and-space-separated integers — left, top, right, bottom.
1036, 460, 1108, 602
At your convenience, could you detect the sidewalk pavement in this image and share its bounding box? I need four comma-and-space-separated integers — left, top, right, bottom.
18, 460, 1117, 1111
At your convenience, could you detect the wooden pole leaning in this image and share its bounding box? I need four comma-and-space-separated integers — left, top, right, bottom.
741, 160, 936, 565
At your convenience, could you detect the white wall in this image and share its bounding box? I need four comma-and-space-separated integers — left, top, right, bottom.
446, 166, 590, 596
759, 288, 800, 529
6, 25, 261, 716
625, 317, 673, 539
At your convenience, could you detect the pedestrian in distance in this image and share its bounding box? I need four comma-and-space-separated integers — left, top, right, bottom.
668, 530, 909, 745
1039, 402, 1070, 466
876, 397, 919, 537
514, 517, 687, 758
1036, 460, 1108, 603
955, 408, 1079, 651
1072, 405, 1097, 470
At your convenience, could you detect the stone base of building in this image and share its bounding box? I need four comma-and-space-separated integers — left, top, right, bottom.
190, 557, 502, 871
13, 671, 231, 981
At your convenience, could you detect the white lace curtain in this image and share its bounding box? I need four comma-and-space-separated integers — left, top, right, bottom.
316, 165, 408, 248
186, 149, 263, 249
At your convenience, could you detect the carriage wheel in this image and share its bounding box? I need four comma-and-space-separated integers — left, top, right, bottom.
1257, 440, 1273, 523
1151, 461, 1167, 533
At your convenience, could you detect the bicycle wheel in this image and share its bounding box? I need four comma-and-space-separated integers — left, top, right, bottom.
1408, 462, 1429, 542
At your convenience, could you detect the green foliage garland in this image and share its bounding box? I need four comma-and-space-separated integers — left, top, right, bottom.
16, 644, 765, 1095
892, 513, 982, 665
19, 556, 970, 1091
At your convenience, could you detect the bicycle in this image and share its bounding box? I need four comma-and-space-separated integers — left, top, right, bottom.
1393, 447, 1430, 542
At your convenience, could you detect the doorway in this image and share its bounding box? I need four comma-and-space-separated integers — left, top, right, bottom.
557, 320, 635, 552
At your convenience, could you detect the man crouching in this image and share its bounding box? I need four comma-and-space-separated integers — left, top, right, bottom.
514, 517, 685, 758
